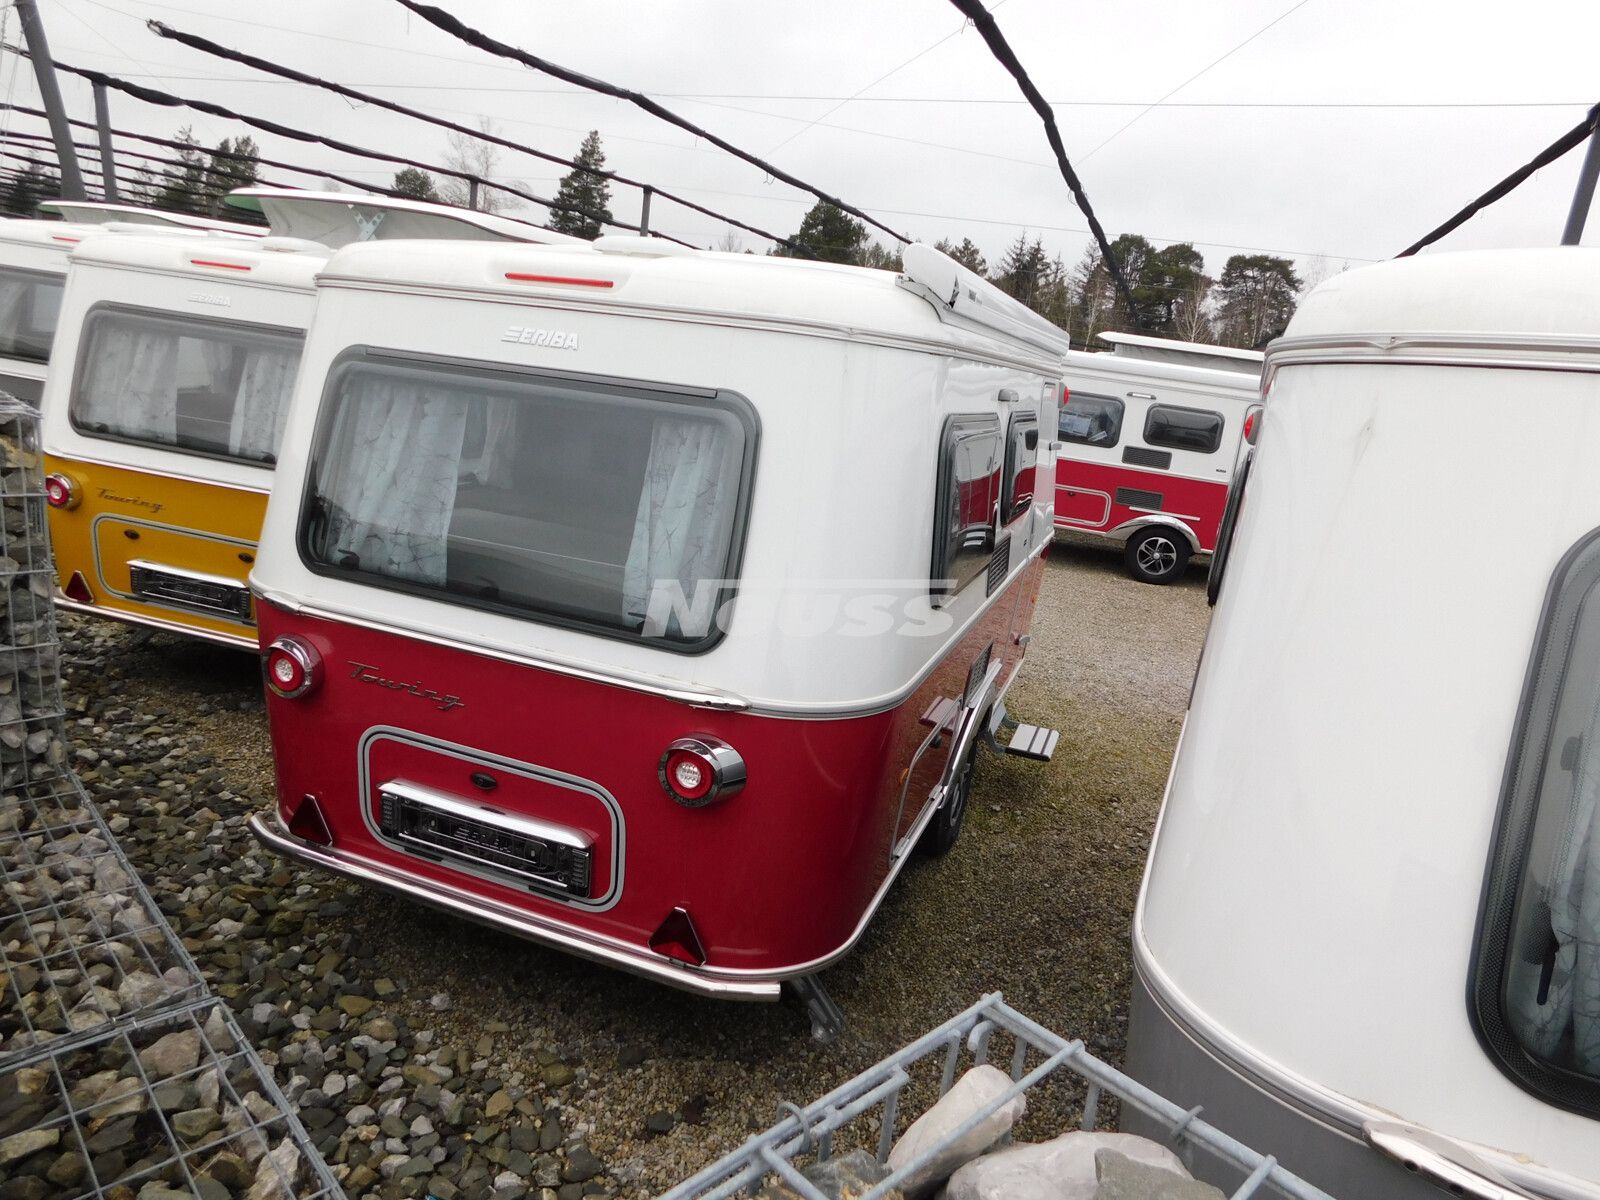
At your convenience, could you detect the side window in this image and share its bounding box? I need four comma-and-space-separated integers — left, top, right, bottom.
0, 267, 63, 364
932, 414, 1001, 600
1057, 390, 1123, 448
1145, 404, 1224, 454
1206, 451, 1251, 607
1472, 529, 1600, 1116
1002, 411, 1038, 524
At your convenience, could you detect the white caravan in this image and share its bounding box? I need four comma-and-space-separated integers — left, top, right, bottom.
1128, 247, 1600, 1199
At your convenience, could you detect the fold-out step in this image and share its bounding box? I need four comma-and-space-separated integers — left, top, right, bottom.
1006, 723, 1059, 762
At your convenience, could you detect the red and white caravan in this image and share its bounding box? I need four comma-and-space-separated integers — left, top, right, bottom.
1054, 332, 1262, 583
247, 239, 1065, 1036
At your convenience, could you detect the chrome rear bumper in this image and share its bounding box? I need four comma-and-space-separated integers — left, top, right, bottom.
54, 591, 257, 650
247, 811, 782, 1001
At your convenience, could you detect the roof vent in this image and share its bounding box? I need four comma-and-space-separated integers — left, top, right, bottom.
255, 236, 328, 255
591, 236, 697, 259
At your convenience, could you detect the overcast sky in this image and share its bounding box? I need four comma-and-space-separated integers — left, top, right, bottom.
11, 0, 1600, 286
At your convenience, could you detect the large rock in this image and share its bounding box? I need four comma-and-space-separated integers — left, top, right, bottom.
803, 1149, 901, 1200
0, 1127, 59, 1168
886, 1066, 1025, 1198
946, 1132, 1193, 1200
1094, 1150, 1224, 1200
138, 1029, 202, 1077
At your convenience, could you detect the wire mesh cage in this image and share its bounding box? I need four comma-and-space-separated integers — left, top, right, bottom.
0, 395, 341, 1199
663, 994, 1335, 1200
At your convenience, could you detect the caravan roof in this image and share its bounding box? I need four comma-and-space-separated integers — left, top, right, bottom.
66, 231, 329, 292
38, 200, 265, 237
224, 188, 585, 248
312, 237, 1071, 369
1098, 330, 1262, 374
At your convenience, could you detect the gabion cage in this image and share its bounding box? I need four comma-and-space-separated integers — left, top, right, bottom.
0, 396, 341, 1199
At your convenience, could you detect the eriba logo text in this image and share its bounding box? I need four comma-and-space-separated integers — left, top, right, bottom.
501, 326, 580, 350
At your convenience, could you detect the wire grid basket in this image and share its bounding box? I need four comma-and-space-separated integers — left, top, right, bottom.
663, 994, 1335, 1200
0, 1000, 342, 1200
0, 395, 340, 1198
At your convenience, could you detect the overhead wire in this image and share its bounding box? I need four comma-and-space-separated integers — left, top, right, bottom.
944, 0, 1142, 329
389, 0, 911, 248
6, 48, 688, 243
1397, 102, 1600, 257
145, 21, 798, 252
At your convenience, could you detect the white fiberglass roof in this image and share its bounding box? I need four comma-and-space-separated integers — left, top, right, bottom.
38, 200, 265, 237
68, 232, 329, 291
1098, 330, 1262, 374
225, 189, 584, 248
1283, 247, 1600, 342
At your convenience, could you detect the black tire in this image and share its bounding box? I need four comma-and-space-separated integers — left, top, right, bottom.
919, 739, 978, 857
1124, 526, 1191, 585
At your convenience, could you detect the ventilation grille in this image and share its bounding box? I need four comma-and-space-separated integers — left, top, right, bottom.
1123, 446, 1172, 470
986, 535, 1011, 596
1115, 487, 1163, 511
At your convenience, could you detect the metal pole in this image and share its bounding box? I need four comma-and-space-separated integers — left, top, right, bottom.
15, 0, 86, 201
92, 82, 117, 202
1562, 119, 1600, 245
468, 176, 480, 210
639, 185, 652, 237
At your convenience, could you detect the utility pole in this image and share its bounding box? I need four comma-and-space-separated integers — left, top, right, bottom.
639, 185, 652, 237
1561, 116, 1600, 245
15, 0, 86, 201
92, 82, 117, 201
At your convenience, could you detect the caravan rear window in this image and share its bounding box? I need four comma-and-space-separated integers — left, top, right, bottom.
1473, 529, 1600, 1116
70, 307, 303, 465
299, 354, 756, 652
0, 266, 63, 364
1058, 391, 1123, 448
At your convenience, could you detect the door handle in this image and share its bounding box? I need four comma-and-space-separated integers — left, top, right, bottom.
1364, 1122, 1539, 1200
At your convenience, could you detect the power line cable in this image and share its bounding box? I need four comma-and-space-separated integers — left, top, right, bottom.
1397, 102, 1600, 257
1081, 0, 1316, 162
945, 0, 1141, 328
389, 0, 911, 248
8, 48, 684, 243
146, 20, 798, 252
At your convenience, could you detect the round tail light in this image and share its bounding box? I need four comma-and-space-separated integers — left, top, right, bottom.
45, 473, 79, 510
264, 635, 321, 700
659, 736, 746, 808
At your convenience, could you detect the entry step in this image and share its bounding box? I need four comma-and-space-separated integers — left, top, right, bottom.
1006, 723, 1059, 762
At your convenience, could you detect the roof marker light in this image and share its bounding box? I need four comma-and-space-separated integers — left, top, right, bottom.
51, 235, 81, 244
504, 272, 614, 288
190, 258, 252, 271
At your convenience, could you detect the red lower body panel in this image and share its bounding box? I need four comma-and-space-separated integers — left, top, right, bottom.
1053, 459, 1227, 551
255, 556, 1045, 989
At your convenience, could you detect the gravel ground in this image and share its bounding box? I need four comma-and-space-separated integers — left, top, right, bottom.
46, 537, 1211, 1200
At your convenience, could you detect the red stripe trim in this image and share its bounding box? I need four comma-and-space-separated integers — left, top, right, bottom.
51, 235, 81, 243
504, 272, 614, 288
190, 258, 252, 271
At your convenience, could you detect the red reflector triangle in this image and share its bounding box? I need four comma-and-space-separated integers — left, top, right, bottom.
287, 794, 333, 846
648, 907, 706, 966
64, 571, 94, 604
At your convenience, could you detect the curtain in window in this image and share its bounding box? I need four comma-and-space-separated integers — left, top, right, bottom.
228, 345, 300, 461
321, 374, 470, 586
621, 416, 731, 633
0, 279, 28, 346
76, 324, 179, 438
462, 396, 518, 486
1511, 689, 1600, 1074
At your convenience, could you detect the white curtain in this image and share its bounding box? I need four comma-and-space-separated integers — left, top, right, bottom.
228, 345, 301, 461
76, 324, 179, 439
461, 396, 518, 486
321, 374, 470, 585
621, 417, 732, 633
1510, 687, 1600, 1075
0, 280, 28, 346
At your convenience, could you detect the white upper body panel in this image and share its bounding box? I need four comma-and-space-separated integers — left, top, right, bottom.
38, 200, 265, 237
1098, 330, 1263, 375
253, 240, 1061, 711
1138, 247, 1600, 1191
41, 233, 327, 489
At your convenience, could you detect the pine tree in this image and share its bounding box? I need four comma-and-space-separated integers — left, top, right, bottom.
934, 237, 987, 276
547, 131, 612, 240
201, 137, 259, 214
153, 127, 207, 214
391, 168, 439, 202
775, 201, 867, 264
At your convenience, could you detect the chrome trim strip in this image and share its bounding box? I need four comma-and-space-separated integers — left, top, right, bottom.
1262, 332, 1600, 389
251, 538, 1052, 719
1364, 1123, 1540, 1200
1109, 514, 1203, 554
1053, 484, 1113, 529
379, 779, 593, 851
47, 450, 272, 492
247, 811, 781, 1001
52, 590, 256, 649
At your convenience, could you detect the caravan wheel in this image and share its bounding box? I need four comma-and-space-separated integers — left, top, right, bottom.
920, 741, 977, 857
1124, 527, 1191, 585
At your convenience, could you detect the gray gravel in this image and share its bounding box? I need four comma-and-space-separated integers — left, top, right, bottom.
47, 536, 1210, 1199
